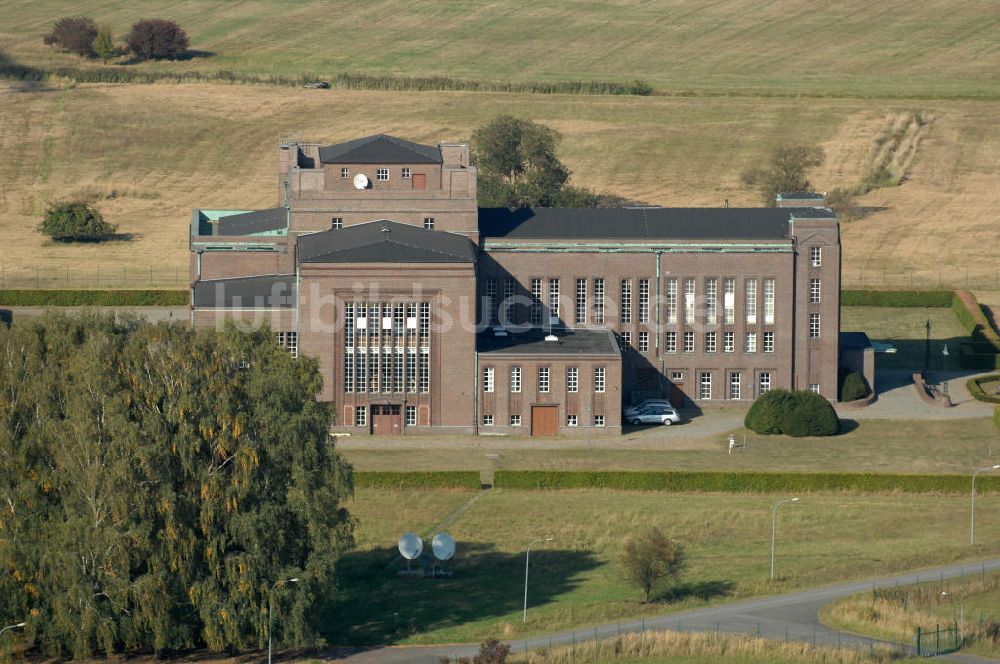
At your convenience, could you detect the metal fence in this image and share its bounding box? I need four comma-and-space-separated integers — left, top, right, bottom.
914, 624, 959, 657
0, 265, 188, 290
844, 267, 1000, 291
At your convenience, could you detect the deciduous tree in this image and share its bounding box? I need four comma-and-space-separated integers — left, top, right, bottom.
621, 527, 685, 603
43, 17, 98, 57
127, 19, 189, 61
38, 200, 117, 241
741, 145, 825, 207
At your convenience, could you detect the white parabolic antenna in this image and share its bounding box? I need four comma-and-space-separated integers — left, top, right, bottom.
353, 173, 370, 190
398, 532, 423, 560
431, 532, 456, 561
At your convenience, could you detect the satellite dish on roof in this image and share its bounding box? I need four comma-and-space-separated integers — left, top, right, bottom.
398, 532, 423, 560
353, 173, 369, 190
431, 533, 456, 561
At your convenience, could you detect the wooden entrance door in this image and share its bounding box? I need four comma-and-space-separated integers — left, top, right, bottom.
412, 173, 426, 190
372, 404, 402, 435
530, 405, 558, 436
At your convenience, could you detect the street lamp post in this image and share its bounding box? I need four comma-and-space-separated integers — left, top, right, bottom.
971, 465, 1000, 544
268, 578, 299, 664
523, 537, 553, 623
771, 498, 800, 580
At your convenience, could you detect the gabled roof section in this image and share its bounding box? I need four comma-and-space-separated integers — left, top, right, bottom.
298, 220, 476, 264
216, 208, 288, 236
479, 207, 799, 242
318, 134, 442, 164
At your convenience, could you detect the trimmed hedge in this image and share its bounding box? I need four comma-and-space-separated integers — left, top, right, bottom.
0, 289, 188, 306
353, 471, 481, 489
951, 291, 1000, 370
744, 389, 839, 437
493, 471, 1000, 494
966, 375, 1000, 404
841, 289, 953, 307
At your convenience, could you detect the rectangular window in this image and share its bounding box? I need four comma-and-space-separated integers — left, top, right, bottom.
484, 278, 497, 326
593, 278, 605, 324
724, 331, 735, 353
810, 383, 820, 394
548, 278, 560, 319
699, 372, 712, 400
503, 279, 516, 323
763, 278, 775, 325
810, 313, 821, 338
763, 331, 774, 353
729, 372, 742, 400
567, 367, 579, 393
406, 348, 417, 393
419, 349, 430, 393
594, 367, 606, 393
683, 331, 694, 353
331, 217, 343, 229
810, 278, 821, 304
745, 279, 758, 325
684, 278, 695, 324
356, 346, 367, 394
620, 279, 632, 324
510, 414, 521, 426
705, 331, 716, 353
423, 217, 435, 230
594, 415, 605, 427
355, 406, 367, 427
341, 167, 349, 178
705, 278, 718, 325
621, 331, 631, 348
530, 278, 543, 325
483, 414, 494, 426
638, 331, 649, 352
538, 367, 550, 393
394, 348, 403, 393
344, 351, 354, 393
638, 278, 650, 323
405, 405, 417, 426
670, 371, 684, 381
419, 302, 430, 342
665, 277, 677, 324
723, 278, 735, 324
745, 332, 757, 353
510, 366, 522, 393
567, 415, 578, 427
575, 278, 587, 324
810, 246, 822, 267
401, 167, 411, 179
276, 331, 298, 358
483, 366, 495, 393
376, 168, 389, 181
665, 331, 677, 353
759, 372, 771, 395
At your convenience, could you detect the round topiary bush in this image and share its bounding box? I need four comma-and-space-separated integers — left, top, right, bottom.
839, 370, 870, 402
745, 389, 839, 437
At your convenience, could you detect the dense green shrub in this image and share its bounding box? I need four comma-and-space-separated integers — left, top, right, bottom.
38, 200, 117, 241
840, 290, 953, 307
839, 371, 870, 402
354, 471, 481, 489
127, 19, 189, 60
492, 470, 1000, 494
0, 289, 187, 306
966, 375, 1000, 404
43, 16, 98, 57
744, 389, 838, 436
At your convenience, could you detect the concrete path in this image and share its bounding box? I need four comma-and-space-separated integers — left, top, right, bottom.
843, 369, 996, 421
321, 558, 1000, 663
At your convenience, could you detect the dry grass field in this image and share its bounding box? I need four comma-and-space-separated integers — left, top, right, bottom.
1, 0, 997, 98
1, 81, 998, 289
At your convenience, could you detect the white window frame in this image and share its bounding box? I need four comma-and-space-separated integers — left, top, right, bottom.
594, 415, 605, 427
530, 278, 543, 325
810, 384, 821, 394
763, 331, 774, 353
699, 372, 712, 400
810, 278, 821, 304
567, 415, 578, 427
729, 372, 741, 400
705, 331, 716, 353
538, 367, 550, 393
331, 217, 343, 229
763, 278, 775, 325
510, 366, 521, 393
745, 279, 757, 325
483, 414, 494, 426
684, 278, 695, 324
567, 367, 579, 393
621, 331, 631, 348
423, 217, 435, 230
638, 278, 650, 324
483, 366, 495, 393
705, 278, 717, 325
405, 405, 417, 426
341, 167, 349, 178
810, 313, 821, 338
510, 414, 521, 426
745, 332, 757, 353
549, 278, 560, 318
683, 331, 694, 353
593, 278, 605, 324
638, 331, 649, 352
665, 277, 678, 324
401, 167, 411, 179
576, 278, 587, 324
723, 278, 735, 324
724, 331, 735, 353
355, 406, 367, 427
759, 371, 772, 395
810, 246, 822, 267
594, 367, 606, 393
665, 331, 677, 353
620, 279, 632, 324
376, 167, 389, 181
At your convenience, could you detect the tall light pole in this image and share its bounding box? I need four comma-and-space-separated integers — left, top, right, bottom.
771, 498, 800, 580
523, 537, 553, 623
971, 465, 1000, 544
268, 578, 299, 664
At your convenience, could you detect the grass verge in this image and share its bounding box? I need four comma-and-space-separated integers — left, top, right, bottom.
0, 289, 187, 306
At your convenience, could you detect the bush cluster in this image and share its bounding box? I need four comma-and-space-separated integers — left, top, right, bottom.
38, 200, 117, 241
43, 16, 188, 62
840, 289, 953, 307
0, 289, 187, 306
744, 389, 839, 437
43, 16, 98, 57
354, 471, 481, 489
492, 471, 1000, 494
839, 370, 870, 402
126, 19, 189, 60
966, 375, 1000, 404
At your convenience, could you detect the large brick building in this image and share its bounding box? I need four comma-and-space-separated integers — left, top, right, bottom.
189, 134, 842, 436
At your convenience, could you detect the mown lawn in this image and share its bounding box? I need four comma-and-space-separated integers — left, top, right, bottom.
324, 488, 1000, 645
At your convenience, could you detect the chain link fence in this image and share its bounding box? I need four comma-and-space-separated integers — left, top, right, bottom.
844, 267, 1000, 291
0, 264, 188, 290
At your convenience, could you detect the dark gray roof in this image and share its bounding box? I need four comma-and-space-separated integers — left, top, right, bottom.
840, 331, 873, 350
478, 207, 807, 241
779, 191, 825, 199
298, 220, 476, 264
216, 208, 287, 235
193, 274, 296, 308
478, 328, 620, 357
318, 134, 442, 164
788, 207, 837, 219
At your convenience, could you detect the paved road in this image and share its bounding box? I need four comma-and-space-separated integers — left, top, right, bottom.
323, 558, 1000, 663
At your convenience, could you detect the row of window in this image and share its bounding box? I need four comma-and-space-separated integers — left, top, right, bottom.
622, 329, 789, 353
483, 366, 606, 394
332, 216, 435, 230
353, 404, 420, 427
343, 302, 432, 393
482, 414, 606, 427
340, 167, 415, 181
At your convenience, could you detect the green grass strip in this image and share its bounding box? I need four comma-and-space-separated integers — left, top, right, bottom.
0, 289, 188, 306
841, 290, 954, 307
354, 471, 482, 489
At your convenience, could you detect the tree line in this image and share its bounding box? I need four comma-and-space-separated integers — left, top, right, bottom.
0, 315, 354, 657
44, 17, 189, 63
